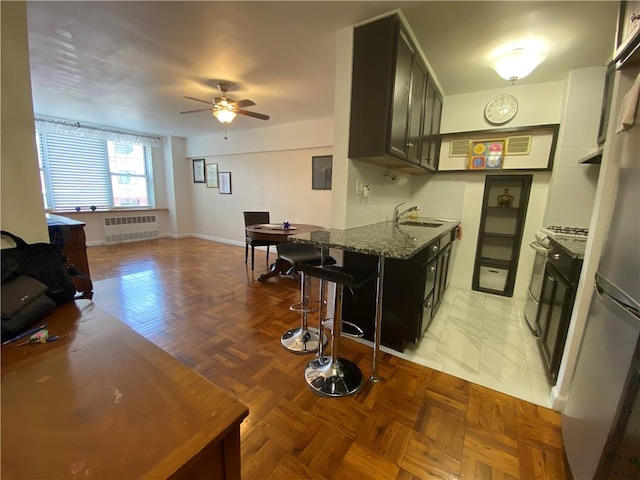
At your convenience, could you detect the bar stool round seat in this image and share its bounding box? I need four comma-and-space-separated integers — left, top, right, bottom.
277, 243, 335, 354
298, 263, 373, 397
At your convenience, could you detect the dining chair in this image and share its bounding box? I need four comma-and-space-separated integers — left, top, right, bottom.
244, 211, 278, 271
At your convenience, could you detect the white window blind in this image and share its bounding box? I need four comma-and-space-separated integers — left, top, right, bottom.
37, 131, 153, 211
42, 133, 111, 210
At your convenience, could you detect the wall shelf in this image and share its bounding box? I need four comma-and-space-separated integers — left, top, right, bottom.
484, 232, 516, 239
480, 257, 512, 269
473, 175, 533, 297
578, 146, 603, 165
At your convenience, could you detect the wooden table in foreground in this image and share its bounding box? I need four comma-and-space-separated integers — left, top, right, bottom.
1, 300, 248, 479
245, 223, 325, 282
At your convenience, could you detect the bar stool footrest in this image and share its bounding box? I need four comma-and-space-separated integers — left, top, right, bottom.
289, 299, 323, 314
321, 318, 365, 338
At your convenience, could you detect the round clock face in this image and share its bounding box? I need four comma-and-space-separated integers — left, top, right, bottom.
484, 94, 518, 125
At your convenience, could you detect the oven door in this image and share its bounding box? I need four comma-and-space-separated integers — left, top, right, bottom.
524, 241, 550, 334
528, 242, 549, 300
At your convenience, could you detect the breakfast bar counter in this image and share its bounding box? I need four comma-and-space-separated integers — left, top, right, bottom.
290, 219, 460, 378
289, 219, 460, 260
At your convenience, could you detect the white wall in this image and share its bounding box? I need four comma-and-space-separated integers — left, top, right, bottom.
544, 67, 605, 228
441, 81, 566, 133
185, 118, 334, 245
164, 136, 193, 237
186, 117, 334, 158
0, 1, 49, 244
331, 26, 355, 229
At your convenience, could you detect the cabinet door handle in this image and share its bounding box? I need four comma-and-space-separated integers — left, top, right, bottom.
429, 266, 436, 273
631, 13, 640, 22
547, 275, 555, 283
552, 253, 561, 260
407, 142, 414, 148
432, 245, 438, 252
425, 301, 432, 308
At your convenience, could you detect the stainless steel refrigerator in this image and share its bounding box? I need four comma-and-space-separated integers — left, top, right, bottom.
562, 74, 640, 479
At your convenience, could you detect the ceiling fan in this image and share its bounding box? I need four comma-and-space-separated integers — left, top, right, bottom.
180, 82, 270, 125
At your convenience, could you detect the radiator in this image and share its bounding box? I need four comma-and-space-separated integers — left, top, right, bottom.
103, 215, 158, 244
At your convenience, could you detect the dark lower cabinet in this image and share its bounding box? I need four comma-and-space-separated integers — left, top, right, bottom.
342, 227, 457, 352
536, 239, 583, 380
537, 262, 571, 379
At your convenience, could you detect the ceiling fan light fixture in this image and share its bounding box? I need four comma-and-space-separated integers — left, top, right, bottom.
490, 47, 546, 83
213, 107, 236, 124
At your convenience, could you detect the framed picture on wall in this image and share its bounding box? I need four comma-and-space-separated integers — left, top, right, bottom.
206, 163, 219, 188
312, 155, 332, 190
219, 172, 232, 194
467, 140, 504, 170
192, 158, 205, 183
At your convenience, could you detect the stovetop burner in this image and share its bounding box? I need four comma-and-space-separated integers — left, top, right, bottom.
541, 226, 590, 239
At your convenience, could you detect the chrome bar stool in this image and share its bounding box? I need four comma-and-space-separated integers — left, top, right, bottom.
277, 243, 335, 354
298, 263, 373, 397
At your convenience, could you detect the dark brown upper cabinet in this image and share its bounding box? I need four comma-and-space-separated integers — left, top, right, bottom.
348, 14, 442, 174
614, 0, 640, 67
421, 80, 443, 171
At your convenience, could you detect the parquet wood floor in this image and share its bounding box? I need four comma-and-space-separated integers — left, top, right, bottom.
87, 237, 570, 479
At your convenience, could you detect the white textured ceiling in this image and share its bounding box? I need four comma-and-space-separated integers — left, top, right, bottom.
26, 1, 619, 139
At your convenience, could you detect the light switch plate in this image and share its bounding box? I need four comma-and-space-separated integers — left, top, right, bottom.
355, 179, 364, 195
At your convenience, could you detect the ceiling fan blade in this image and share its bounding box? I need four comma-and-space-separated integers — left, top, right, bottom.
184, 96, 213, 106
237, 109, 270, 121
180, 108, 213, 114
233, 99, 256, 108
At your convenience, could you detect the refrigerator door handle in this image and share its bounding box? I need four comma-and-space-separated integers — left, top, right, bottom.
594, 280, 640, 326
596, 273, 640, 314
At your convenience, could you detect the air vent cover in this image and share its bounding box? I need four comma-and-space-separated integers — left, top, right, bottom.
450, 139, 471, 157
506, 135, 532, 155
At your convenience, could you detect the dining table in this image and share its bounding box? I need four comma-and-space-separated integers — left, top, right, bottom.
245, 223, 325, 282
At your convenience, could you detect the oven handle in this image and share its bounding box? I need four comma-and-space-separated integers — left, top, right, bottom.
529, 241, 550, 256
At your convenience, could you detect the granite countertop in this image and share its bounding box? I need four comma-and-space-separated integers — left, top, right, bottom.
289, 218, 460, 260
550, 237, 588, 259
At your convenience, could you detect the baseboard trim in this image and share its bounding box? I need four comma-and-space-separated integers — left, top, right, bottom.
191, 234, 245, 248
550, 386, 567, 412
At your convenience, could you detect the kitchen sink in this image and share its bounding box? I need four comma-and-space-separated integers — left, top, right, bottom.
399, 221, 442, 228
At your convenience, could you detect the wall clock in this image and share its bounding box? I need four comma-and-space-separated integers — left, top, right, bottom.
484, 94, 518, 125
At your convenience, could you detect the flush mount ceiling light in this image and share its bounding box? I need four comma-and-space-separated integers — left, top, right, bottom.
490, 47, 547, 83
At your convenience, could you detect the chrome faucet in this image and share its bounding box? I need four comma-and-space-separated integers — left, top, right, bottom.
393, 201, 420, 225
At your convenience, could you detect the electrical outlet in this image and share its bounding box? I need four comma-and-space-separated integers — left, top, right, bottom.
355, 179, 364, 195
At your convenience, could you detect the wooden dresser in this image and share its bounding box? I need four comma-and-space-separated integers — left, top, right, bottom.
46, 214, 93, 297
1, 300, 249, 479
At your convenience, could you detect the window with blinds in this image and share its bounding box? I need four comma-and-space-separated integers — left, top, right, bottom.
37, 133, 153, 211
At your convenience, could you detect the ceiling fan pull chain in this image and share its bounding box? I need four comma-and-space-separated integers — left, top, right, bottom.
224, 125, 228, 140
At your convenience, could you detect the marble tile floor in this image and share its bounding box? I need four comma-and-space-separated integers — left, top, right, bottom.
374, 286, 553, 408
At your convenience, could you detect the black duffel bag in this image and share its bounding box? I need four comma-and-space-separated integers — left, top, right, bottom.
1, 230, 83, 305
